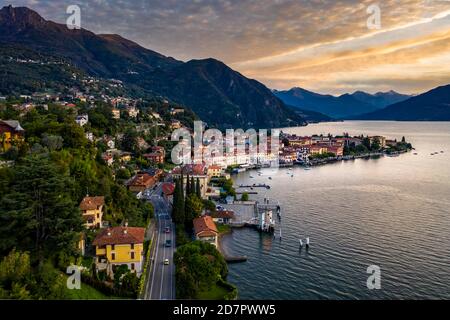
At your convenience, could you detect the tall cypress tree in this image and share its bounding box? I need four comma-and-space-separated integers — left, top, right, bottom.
186, 174, 191, 195
190, 176, 195, 195
196, 178, 201, 198
179, 177, 185, 222
173, 178, 185, 225
172, 179, 180, 223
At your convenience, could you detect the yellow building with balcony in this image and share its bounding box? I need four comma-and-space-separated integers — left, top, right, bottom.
92, 226, 145, 277
0, 120, 25, 152
79, 196, 105, 229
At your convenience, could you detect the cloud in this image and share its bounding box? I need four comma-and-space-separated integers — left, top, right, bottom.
3, 0, 450, 94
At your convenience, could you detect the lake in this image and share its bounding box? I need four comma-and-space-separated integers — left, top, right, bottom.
221, 121, 450, 299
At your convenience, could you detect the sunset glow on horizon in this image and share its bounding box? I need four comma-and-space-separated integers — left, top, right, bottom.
7, 0, 450, 95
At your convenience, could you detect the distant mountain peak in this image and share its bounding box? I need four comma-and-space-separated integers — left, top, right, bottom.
0, 5, 46, 26
0, 5, 304, 129
275, 86, 412, 118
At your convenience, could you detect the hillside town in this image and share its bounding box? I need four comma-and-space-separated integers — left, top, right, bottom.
0, 85, 412, 300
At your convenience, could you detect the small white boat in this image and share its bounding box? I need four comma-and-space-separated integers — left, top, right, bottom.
304, 167, 311, 171
249, 175, 254, 178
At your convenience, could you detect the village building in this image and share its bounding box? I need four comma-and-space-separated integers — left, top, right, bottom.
193, 216, 219, 248
75, 114, 89, 126
172, 164, 209, 198
0, 120, 25, 151
79, 196, 105, 229
209, 210, 235, 225
127, 106, 139, 118
92, 226, 145, 277
170, 119, 182, 130
126, 173, 156, 192
112, 108, 121, 119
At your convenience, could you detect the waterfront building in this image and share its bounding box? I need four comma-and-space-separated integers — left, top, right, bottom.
209, 210, 235, 224
369, 136, 386, 148
193, 216, 219, 248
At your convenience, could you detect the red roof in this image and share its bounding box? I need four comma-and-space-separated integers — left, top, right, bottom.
127, 173, 155, 188
172, 164, 206, 176
92, 227, 145, 246
211, 210, 235, 219
193, 216, 218, 237
162, 182, 175, 196
79, 196, 105, 211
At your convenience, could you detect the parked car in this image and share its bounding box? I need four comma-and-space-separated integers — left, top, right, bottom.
165, 239, 172, 247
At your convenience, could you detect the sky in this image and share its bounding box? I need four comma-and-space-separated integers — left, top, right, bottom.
3, 0, 450, 95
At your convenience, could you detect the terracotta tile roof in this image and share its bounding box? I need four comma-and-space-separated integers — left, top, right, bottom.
211, 210, 235, 219
92, 227, 145, 246
162, 182, 175, 196
127, 173, 155, 188
193, 216, 218, 237
173, 164, 206, 176
79, 196, 105, 211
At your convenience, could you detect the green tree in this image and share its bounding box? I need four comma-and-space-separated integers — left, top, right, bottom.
362, 136, 371, 150
174, 241, 228, 299
196, 178, 201, 198
0, 250, 32, 299
0, 155, 84, 262
185, 194, 204, 227
173, 179, 185, 225
190, 177, 195, 196
241, 192, 249, 201
186, 174, 191, 195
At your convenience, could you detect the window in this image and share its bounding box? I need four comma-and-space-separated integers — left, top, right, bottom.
131, 263, 135, 270
131, 244, 134, 249
111, 253, 115, 260
111, 244, 115, 250
131, 252, 135, 259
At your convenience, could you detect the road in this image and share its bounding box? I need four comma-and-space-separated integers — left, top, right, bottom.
143, 182, 176, 300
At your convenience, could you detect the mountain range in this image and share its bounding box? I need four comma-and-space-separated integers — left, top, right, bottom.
0, 5, 308, 129
274, 87, 412, 119
354, 84, 450, 121
2, 5, 449, 124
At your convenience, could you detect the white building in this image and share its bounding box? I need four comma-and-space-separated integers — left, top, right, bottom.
75, 114, 89, 127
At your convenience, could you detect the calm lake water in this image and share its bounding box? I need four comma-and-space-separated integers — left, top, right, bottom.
221, 121, 450, 300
